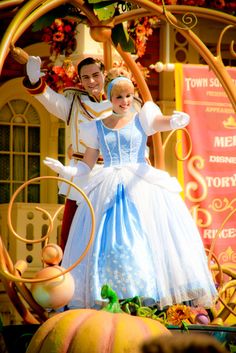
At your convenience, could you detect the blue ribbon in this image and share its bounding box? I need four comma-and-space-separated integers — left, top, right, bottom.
107, 76, 133, 101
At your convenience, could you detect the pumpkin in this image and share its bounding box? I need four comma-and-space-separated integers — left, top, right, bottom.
26, 308, 171, 353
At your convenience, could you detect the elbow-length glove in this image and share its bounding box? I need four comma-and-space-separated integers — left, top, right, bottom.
26, 56, 44, 84
43, 157, 90, 178
170, 111, 190, 129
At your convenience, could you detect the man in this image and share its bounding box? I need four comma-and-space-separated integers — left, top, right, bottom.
24, 56, 112, 250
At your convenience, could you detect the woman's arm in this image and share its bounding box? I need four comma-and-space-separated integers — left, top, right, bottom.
43, 147, 100, 177
139, 101, 190, 135
152, 110, 190, 132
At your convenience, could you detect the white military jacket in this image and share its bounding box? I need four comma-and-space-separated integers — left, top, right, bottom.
24, 78, 112, 200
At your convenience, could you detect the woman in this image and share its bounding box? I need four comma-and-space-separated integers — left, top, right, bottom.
44, 75, 217, 309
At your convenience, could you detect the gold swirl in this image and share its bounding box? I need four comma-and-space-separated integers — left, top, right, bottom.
216, 25, 236, 64
218, 247, 236, 264
2, 175, 95, 284
210, 197, 236, 212
207, 250, 223, 287
7, 180, 64, 244
208, 208, 236, 267
230, 39, 236, 58
161, 0, 197, 31
219, 252, 231, 263
181, 12, 198, 29
163, 127, 192, 162
210, 260, 236, 319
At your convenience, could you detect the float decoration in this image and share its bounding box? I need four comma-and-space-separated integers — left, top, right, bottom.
101, 284, 124, 313
0, 0, 236, 333
31, 244, 75, 310
0, 176, 95, 324
24, 285, 236, 353
41, 18, 78, 57
25, 285, 171, 353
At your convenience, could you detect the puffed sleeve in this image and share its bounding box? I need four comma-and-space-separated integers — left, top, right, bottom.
79, 120, 99, 149
139, 101, 163, 136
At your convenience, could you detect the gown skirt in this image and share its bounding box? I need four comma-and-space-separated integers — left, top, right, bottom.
62, 163, 217, 309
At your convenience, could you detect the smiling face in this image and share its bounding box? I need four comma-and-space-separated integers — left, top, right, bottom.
79, 63, 105, 100
111, 81, 134, 115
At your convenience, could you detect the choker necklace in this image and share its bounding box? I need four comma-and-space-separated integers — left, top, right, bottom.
112, 110, 129, 118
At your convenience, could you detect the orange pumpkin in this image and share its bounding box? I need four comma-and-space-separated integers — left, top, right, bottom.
26, 309, 171, 353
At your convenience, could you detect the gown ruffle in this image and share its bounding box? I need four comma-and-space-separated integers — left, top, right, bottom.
62, 103, 217, 309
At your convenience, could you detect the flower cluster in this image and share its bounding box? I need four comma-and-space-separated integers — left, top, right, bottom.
129, 0, 235, 57
42, 18, 77, 57
119, 296, 211, 328
128, 16, 160, 57
176, 0, 236, 13
112, 60, 150, 84
150, 0, 236, 12
166, 304, 210, 326
42, 59, 80, 93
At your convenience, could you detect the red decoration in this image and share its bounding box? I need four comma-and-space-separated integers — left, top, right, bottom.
42, 18, 77, 57
42, 59, 80, 93
128, 16, 160, 57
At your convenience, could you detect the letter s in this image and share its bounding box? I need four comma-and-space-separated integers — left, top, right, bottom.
185, 155, 208, 202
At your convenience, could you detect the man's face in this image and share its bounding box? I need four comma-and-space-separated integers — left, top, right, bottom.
79, 63, 104, 100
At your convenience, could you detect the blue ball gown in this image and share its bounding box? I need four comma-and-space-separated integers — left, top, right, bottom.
61, 102, 217, 309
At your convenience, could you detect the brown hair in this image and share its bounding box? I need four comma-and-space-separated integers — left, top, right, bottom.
141, 333, 229, 353
77, 57, 105, 77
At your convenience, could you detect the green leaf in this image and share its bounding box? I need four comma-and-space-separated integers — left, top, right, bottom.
111, 23, 135, 53
32, 5, 83, 32
180, 320, 189, 332
32, 14, 56, 32
93, 2, 116, 21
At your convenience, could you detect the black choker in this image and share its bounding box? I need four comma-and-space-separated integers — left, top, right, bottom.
112, 110, 129, 118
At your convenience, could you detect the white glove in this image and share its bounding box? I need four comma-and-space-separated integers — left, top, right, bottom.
26, 56, 44, 84
170, 111, 190, 129
43, 157, 90, 178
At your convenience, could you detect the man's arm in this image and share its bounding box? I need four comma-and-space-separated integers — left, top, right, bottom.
23, 56, 73, 122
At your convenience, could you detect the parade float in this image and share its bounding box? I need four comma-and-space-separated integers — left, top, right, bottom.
0, 1, 235, 352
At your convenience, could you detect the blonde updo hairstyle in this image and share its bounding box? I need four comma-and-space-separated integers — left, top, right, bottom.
104, 68, 133, 99
104, 68, 131, 92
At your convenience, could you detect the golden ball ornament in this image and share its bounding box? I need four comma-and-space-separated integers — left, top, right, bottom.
90, 25, 112, 42
42, 243, 63, 265
31, 265, 74, 309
